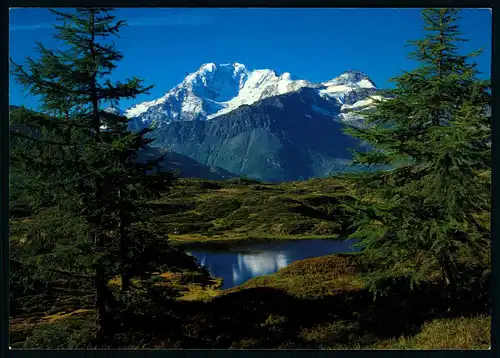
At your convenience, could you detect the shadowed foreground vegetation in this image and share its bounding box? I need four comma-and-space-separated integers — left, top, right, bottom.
10, 253, 490, 349
10, 177, 490, 349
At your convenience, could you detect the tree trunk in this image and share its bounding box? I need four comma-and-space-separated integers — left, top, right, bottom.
88, 10, 108, 343
120, 208, 130, 291
439, 252, 458, 312
94, 233, 108, 345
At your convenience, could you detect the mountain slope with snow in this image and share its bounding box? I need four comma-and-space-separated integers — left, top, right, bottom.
149, 87, 362, 182
113, 63, 385, 181
123, 63, 381, 130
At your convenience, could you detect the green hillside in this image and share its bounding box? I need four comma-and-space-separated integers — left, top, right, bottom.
148, 176, 356, 246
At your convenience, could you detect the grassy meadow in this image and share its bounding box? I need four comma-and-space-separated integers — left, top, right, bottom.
149, 176, 355, 246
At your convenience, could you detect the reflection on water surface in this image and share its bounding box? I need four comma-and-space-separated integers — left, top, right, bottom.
187, 239, 358, 289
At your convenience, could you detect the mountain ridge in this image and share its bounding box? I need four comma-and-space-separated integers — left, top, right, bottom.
116, 63, 381, 131
108, 63, 384, 182
11, 61, 384, 182
149, 87, 362, 182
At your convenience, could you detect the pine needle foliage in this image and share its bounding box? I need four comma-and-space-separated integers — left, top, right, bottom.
341, 8, 491, 302
10, 8, 176, 340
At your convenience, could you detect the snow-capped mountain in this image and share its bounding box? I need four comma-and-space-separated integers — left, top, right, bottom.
123, 63, 381, 130
111, 63, 386, 182
148, 86, 363, 182
103, 104, 125, 116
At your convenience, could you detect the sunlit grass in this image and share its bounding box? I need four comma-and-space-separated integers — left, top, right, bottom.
42, 309, 93, 323
365, 315, 491, 350
152, 177, 353, 245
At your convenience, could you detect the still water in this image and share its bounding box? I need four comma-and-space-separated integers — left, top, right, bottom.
186, 239, 358, 289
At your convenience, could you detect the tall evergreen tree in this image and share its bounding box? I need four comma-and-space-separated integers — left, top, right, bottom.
10, 8, 176, 341
342, 8, 491, 305
98, 111, 177, 291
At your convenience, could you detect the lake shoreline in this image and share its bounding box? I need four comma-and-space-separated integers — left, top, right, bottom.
181, 238, 359, 289
169, 234, 343, 248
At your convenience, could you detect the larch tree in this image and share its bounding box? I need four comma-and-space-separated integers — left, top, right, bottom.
341, 8, 491, 307
10, 7, 176, 341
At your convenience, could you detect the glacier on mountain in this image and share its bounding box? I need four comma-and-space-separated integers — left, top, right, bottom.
121, 62, 381, 129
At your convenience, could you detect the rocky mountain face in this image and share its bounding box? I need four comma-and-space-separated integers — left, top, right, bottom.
11, 63, 381, 182
124, 63, 381, 131
137, 147, 237, 181
113, 63, 382, 182
148, 88, 361, 181
125, 62, 314, 129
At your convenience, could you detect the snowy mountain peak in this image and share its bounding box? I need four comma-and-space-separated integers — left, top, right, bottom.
232, 62, 246, 70
194, 62, 248, 76
279, 72, 292, 80
323, 70, 376, 89
341, 69, 370, 80
197, 62, 247, 72
103, 104, 124, 115
125, 63, 380, 129
200, 62, 217, 72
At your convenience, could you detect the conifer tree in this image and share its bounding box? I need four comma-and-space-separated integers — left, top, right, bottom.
10, 8, 176, 341
98, 111, 177, 291
342, 8, 491, 306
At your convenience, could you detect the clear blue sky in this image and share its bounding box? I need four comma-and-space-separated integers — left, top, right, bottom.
9, 8, 492, 110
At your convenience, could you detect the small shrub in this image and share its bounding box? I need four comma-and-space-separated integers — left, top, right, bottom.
230, 338, 259, 349
278, 220, 316, 235
252, 185, 273, 191
301, 195, 340, 206
227, 176, 261, 186
178, 271, 205, 285
149, 276, 169, 283
263, 314, 287, 326
163, 222, 212, 234
196, 199, 241, 220
199, 181, 222, 190
312, 221, 341, 235
299, 320, 363, 347
224, 207, 250, 221
278, 254, 360, 278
